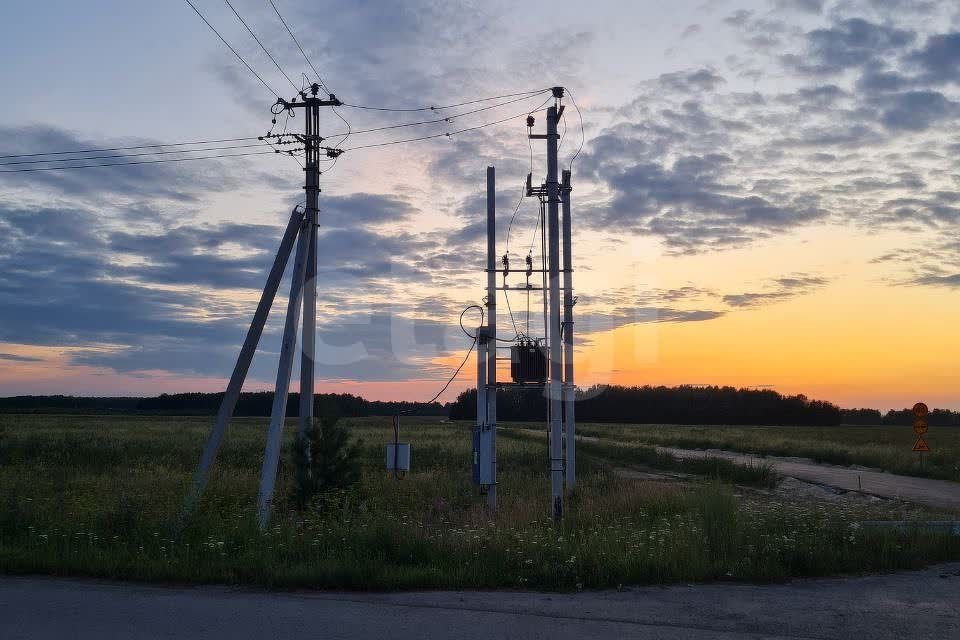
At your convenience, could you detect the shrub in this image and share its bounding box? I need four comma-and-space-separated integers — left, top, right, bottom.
290, 416, 363, 510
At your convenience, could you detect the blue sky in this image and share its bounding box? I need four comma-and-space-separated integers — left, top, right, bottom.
1, 0, 959, 409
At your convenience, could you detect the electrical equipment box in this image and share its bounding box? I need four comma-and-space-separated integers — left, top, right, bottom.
511, 338, 547, 383
472, 425, 480, 484
472, 425, 495, 485
386, 443, 410, 472
478, 427, 494, 485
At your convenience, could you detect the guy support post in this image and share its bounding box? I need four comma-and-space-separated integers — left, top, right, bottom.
188, 205, 305, 508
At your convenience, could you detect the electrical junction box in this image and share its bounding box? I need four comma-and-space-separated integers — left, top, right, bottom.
478, 427, 494, 485
472, 426, 494, 485
472, 425, 481, 484
386, 442, 410, 472
511, 339, 547, 383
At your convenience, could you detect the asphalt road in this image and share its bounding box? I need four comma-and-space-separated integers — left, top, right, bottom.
657, 446, 960, 511
2, 565, 959, 640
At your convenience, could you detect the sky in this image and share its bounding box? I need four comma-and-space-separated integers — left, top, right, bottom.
1, 0, 959, 410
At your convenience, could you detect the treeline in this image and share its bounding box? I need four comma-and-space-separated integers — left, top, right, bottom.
842, 407, 960, 426
449, 385, 843, 426
0, 392, 448, 417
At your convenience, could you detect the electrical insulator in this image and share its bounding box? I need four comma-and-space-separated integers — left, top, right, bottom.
525, 253, 533, 277
526, 115, 535, 128
502, 254, 509, 273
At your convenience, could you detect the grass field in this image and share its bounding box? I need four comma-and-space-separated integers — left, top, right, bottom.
1, 414, 958, 590
574, 423, 960, 482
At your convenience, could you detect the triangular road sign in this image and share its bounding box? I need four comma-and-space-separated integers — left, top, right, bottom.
913, 437, 930, 452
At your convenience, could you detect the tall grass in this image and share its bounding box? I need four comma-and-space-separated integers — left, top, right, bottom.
0, 415, 957, 589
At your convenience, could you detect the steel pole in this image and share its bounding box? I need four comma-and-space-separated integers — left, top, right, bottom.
546, 104, 563, 522
257, 217, 311, 528
561, 169, 575, 493
188, 206, 304, 508
485, 166, 497, 510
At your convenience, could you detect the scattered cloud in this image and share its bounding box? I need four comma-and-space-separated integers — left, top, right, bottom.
723, 274, 830, 307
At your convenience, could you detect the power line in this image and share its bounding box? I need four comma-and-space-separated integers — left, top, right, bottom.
184, 0, 280, 98
566, 87, 585, 171
342, 97, 554, 152
224, 0, 299, 94
325, 90, 551, 138
269, 0, 330, 94
0, 149, 277, 173
0, 142, 270, 166
0, 136, 263, 160
503, 182, 527, 256
340, 89, 549, 113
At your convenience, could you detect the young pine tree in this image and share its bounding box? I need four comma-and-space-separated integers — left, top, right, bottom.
291, 415, 363, 510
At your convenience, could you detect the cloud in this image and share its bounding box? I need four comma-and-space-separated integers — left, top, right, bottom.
876, 90, 958, 131
657, 68, 726, 94
0, 353, 43, 363
0, 125, 258, 203
775, 0, 825, 14
723, 274, 829, 307
782, 18, 916, 75
907, 32, 960, 84
0, 196, 461, 382
582, 143, 825, 252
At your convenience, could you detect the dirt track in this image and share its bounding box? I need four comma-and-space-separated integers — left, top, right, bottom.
657, 445, 960, 511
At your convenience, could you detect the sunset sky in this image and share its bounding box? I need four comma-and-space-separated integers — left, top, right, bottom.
1, 0, 959, 410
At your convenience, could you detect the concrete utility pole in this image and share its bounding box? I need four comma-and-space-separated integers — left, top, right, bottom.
257, 84, 341, 528
299, 89, 322, 440
561, 169, 575, 493
545, 100, 563, 521
189, 83, 342, 529
485, 166, 498, 510
527, 87, 567, 521
527, 88, 567, 521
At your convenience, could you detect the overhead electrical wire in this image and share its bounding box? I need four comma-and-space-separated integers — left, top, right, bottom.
0, 142, 270, 166
566, 87, 585, 171
324, 90, 551, 138
224, 0, 300, 94
0, 136, 263, 160
269, 0, 330, 95
342, 97, 554, 152
184, 0, 280, 99
340, 88, 549, 113
0, 149, 277, 173
392, 303, 484, 413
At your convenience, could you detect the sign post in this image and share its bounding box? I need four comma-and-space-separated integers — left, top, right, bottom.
911, 403, 930, 467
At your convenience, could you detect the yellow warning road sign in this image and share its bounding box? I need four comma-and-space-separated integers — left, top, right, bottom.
913, 437, 930, 452
913, 418, 928, 435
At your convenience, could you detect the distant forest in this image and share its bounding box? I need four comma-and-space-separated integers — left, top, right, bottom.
0, 392, 447, 417
2, 386, 958, 426
450, 385, 960, 427
449, 385, 844, 426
